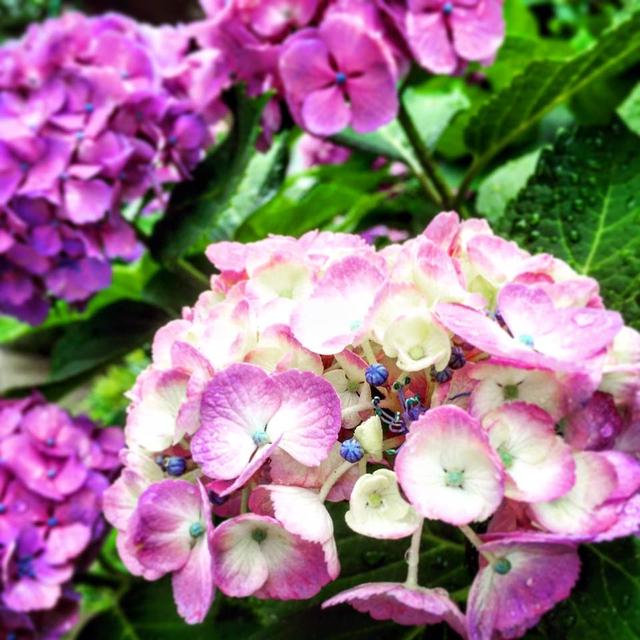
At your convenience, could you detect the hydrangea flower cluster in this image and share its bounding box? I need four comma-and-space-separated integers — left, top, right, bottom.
195, 0, 505, 136
105, 211, 640, 637
0, 12, 220, 324
0, 393, 123, 639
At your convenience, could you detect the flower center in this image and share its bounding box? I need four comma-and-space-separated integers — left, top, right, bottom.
17, 556, 36, 578
340, 437, 364, 462
503, 384, 519, 400
252, 527, 268, 543
346, 379, 360, 394
367, 492, 383, 509
518, 334, 534, 348
165, 456, 187, 477
335, 71, 347, 86
409, 345, 425, 360
493, 557, 512, 575
445, 469, 465, 488
252, 430, 271, 446
443, 2, 454, 15
498, 445, 514, 469
189, 522, 205, 539
0, 502, 6, 515
47, 516, 58, 527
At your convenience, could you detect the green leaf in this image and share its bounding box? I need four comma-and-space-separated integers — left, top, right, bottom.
464, 11, 640, 176
476, 149, 542, 224
150, 92, 288, 261
503, 120, 640, 328
618, 80, 640, 134
76, 579, 260, 640
529, 538, 640, 638
335, 83, 469, 162
46, 300, 168, 386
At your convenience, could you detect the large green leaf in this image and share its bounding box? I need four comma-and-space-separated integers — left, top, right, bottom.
464, 11, 640, 179
46, 300, 168, 386
150, 92, 288, 262
504, 120, 640, 327
528, 538, 640, 639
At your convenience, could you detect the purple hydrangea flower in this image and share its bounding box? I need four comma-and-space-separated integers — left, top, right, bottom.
0, 393, 122, 639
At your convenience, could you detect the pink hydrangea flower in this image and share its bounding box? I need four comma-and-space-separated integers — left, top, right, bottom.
107, 211, 639, 633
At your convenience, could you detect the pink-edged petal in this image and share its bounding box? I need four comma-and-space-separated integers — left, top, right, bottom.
301, 85, 351, 136
468, 533, 580, 640
191, 363, 280, 479
103, 469, 152, 531
451, 0, 505, 62
423, 210, 460, 251
172, 535, 215, 624
483, 402, 575, 502
131, 480, 203, 573
406, 11, 457, 74
529, 451, 618, 535
249, 485, 333, 544
323, 582, 465, 635
125, 368, 190, 452
291, 255, 386, 355
396, 406, 504, 525
498, 284, 623, 362
268, 369, 341, 466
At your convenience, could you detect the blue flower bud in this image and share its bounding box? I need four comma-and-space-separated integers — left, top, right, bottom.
47, 516, 58, 527
443, 2, 454, 15
165, 456, 187, 477
365, 363, 389, 386
432, 367, 453, 384
335, 71, 347, 85
340, 438, 364, 463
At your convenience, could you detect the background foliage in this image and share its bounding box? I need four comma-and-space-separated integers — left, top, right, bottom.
1, 0, 640, 638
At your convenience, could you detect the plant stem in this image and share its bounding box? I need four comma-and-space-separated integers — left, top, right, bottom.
459, 524, 495, 563
453, 158, 482, 210
240, 486, 249, 514
318, 460, 355, 502
174, 258, 210, 288
398, 102, 454, 209
404, 518, 424, 587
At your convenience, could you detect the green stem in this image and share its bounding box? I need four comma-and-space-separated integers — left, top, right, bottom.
174, 258, 210, 288
404, 519, 424, 587
453, 158, 482, 211
459, 524, 495, 563
318, 460, 356, 502
398, 102, 454, 209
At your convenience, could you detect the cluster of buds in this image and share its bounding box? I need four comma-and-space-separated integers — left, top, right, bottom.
105, 211, 640, 637
0, 12, 221, 323
194, 0, 505, 137
0, 393, 123, 639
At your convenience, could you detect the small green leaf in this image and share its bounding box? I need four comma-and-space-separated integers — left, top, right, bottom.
618, 81, 640, 134
150, 91, 288, 261
504, 120, 640, 328
465, 11, 640, 175
476, 149, 542, 224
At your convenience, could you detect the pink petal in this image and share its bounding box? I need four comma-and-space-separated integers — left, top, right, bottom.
323, 582, 466, 635
396, 405, 504, 525
468, 534, 580, 640
268, 369, 342, 466
406, 11, 457, 74
291, 255, 386, 355
63, 178, 112, 223
191, 363, 280, 479
451, 0, 505, 62
279, 35, 335, 98
301, 85, 351, 136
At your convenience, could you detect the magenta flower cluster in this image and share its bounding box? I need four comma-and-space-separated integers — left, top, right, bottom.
0, 12, 219, 324
0, 393, 123, 639
105, 211, 640, 637
195, 0, 505, 137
